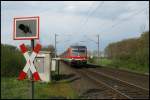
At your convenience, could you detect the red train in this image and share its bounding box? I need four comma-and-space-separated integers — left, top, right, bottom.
60, 45, 88, 64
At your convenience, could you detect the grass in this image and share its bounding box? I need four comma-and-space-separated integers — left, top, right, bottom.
1, 77, 29, 99
35, 81, 78, 99
98, 58, 113, 66
1, 77, 78, 99
89, 58, 149, 74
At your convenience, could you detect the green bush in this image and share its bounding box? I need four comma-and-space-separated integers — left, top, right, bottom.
1, 44, 26, 77
88, 56, 97, 63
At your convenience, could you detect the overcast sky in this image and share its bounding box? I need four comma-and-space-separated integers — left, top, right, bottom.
1, 1, 149, 54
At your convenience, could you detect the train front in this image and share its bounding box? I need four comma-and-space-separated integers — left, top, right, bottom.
70, 46, 87, 64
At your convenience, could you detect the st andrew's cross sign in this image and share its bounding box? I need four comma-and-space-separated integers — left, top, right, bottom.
18, 43, 41, 81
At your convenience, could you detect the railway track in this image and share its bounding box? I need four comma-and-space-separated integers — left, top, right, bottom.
91, 68, 148, 89
77, 68, 149, 99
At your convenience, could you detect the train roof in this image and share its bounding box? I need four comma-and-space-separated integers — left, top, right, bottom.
70, 45, 87, 48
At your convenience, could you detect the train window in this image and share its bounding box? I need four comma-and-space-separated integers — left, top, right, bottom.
79, 48, 86, 52
72, 50, 78, 52
79, 50, 86, 52
71, 46, 87, 56
72, 52, 78, 56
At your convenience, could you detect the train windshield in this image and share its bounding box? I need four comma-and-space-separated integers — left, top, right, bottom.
71, 46, 87, 56
78, 48, 86, 52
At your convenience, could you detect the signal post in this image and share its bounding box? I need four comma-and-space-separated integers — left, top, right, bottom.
13, 16, 40, 99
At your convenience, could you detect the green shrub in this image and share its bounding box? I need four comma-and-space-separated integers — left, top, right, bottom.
1, 44, 26, 77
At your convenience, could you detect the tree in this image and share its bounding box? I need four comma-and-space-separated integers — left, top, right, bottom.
104, 31, 149, 67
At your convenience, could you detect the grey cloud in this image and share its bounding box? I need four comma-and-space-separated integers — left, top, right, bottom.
1, 1, 149, 54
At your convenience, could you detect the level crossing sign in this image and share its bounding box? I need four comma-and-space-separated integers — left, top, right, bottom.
13, 16, 39, 40
18, 43, 41, 81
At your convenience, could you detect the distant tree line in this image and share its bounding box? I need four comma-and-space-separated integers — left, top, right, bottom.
1, 44, 55, 77
104, 31, 149, 69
